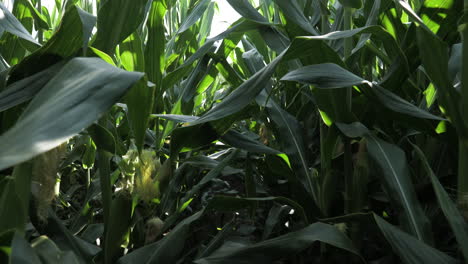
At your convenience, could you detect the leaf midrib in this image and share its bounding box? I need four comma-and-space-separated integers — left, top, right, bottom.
369, 134, 422, 240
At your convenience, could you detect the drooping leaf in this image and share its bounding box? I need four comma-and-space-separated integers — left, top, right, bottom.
369, 84, 445, 121
338, 0, 362, 9
39, 5, 95, 57
197, 220, 236, 258
0, 178, 26, 233
412, 143, 468, 262
366, 135, 431, 242
195, 222, 361, 264
180, 149, 240, 204
191, 50, 286, 125
0, 0, 35, 65
104, 193, 133, 264
0, 2, 39, 46
7, 4, 96, 86
416, 26, 466, 134
10, 232, 41, 264
374, 214, 457, 264
88, 123, 116, 155
0, 58, 143, 170
282, 64, 443, 121
281, 63, 369, 89
336, 122, 370, 138
227, 0, 270, 24
93, 0, 149, 54
121, 210, 205, 264
145, 0, 167, 85
273, 0, 319, 35
221, 130, 281, 155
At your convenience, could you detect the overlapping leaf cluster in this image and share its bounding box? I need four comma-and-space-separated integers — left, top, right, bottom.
0, 0, 467, 263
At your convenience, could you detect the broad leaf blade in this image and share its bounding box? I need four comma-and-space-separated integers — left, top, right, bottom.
94, 0, 149, 54
281, 63, 368, 89
374, 214, 457, 264
195, 222, 361, 264
273, 0, 319, 35
366, 135, 431, 242
10, 232, 41, 264
0, 62, 64, 112
0, 2, 39, 46
0, 58, 143, 170
221, 130, 281, 155
412, 143, 468, 262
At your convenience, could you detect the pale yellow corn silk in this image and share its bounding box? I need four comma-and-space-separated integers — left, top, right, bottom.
145, 217, 164, 244
134, 150, 161, 202
334, 222, 348, 234
32, 143, 67, 222
259, 123, 271, 145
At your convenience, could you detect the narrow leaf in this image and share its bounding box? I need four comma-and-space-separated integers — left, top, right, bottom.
281, 63, 368, 89
412, 143, 468, 262
0, 2, 39, 46
366, 135, 431, 242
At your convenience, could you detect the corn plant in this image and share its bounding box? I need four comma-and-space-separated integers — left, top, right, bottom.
0, 0, 467, 263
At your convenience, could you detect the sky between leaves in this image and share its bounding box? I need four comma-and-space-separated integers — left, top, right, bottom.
35, 0, 241, 37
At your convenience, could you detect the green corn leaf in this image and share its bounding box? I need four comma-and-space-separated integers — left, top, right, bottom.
206, 196, 309, 224
93, 0, 148, 54
273, 0, 319, 35
145, 0, 167, 84
412, 143, 468, 262
120, 32, 154, 152
220, 129, 281, 155
104, 193, 133, 264
117, 210, 205, 264
393, 0, 429, 31
10, 232, 41, 264
195, 222, 361, 264
0, 0, 35, 65
282, 63, 443, 121
369, 84, 445, 121
256, 90, 319, 207
416, 26, 466, 134
32, 236, 81, 264
0, 58, 143, 170
338, 0, 362, 9
0, 178, 26, 233
39, 4, 95, 57
7, 4, 96, 85
281, 63, 368, 88
226, 0, 270, 24
374, 214, 457, 264
366, 135, 431, 242
0, 2, 39, 46
39, 211, 101, 263
0, 62, 64, 112
191, 50, 286, 125
24, 0, 49, 30
177, 0, 211, 34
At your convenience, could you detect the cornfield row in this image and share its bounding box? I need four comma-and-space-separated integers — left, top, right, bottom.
0, 0, 467, 263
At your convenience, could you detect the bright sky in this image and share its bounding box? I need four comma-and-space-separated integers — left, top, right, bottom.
211, 0, 241, 36
39, 0, 240, 37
